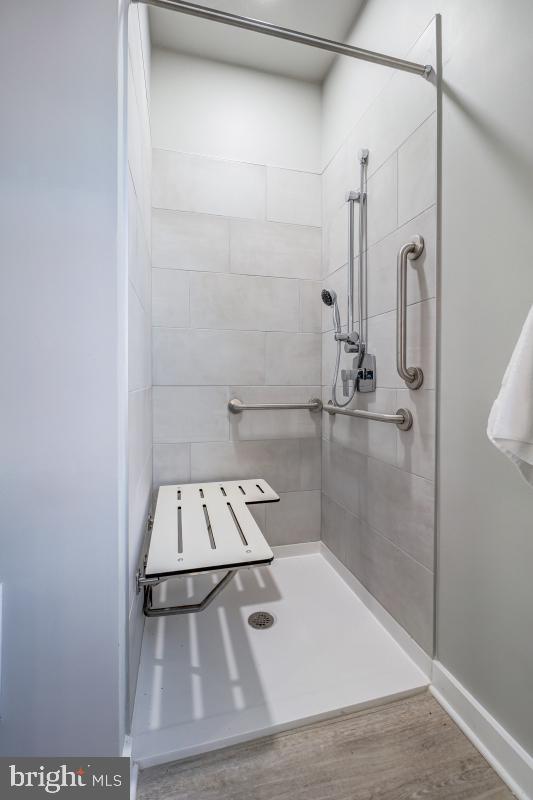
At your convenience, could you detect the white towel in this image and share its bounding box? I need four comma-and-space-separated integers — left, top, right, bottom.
487, 304, 533, 485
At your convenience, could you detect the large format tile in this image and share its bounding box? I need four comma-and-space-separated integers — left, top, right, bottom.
365, 457, 434, 569
366, 205, 437, 319
366, 311, 397, 389
321, 492, 360, 567
348, 518, 434, 654
229, 386, 321, 441
265, 490, 321, 545
152, 149, 266, 219
266, 168, 321, 228
395, 388, 436, 481
322, 439, 366, 518
348, 24, 437, 179
366, 299, 436, 390
152, 209, 230, 272
189, 272, 299, 332
299, 281, 322, 333
322, 388, 398, 467
152, 328, 265, 386
191, 438, 320, 493
230, 219, 321, 280
128, 173, 151, 310
367, 154, 398, 247
129, 387, 152, 506
151, 268, 189, 328
398, 114, 437, 226
153, 386, 229, 443
152, 442, 190, 488
406, 298, 437, 391
265, 333, 321, 386
323, 496, 433, 653
322, 141, 357, 224
324, 205, 350, 276
129, 284, 151, 392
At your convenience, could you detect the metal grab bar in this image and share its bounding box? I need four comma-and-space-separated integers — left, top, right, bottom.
323, 403, 413, 431
229, 398, 323, 414
397, 235, 425, 389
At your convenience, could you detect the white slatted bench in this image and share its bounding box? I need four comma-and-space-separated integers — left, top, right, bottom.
137, 479, 279, 616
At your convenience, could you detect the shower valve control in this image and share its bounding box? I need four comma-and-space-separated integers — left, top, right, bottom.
356, 353, 377, 393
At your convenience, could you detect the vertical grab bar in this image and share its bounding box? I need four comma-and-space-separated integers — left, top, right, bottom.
397, 235, 424, 389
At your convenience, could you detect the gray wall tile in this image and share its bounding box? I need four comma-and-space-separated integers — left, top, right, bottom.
190, 438, 321, 494
299, 281, 322, 333
190, 271, 299, 332
152, 442, 190, 487
153, 148, 266, 219
322, 438, 366, 518
153, 386, 229, 443
152, 209, 230, 272
266, 168, 321, 228
265, 332, 321, 385
367, 154, 398, 247
398, 114, 437, 225
152, 328, 265, 386
265, 490, 321, 545
365, 456, 435, 569
152, 268, 189, 328
230, 218, 321, 280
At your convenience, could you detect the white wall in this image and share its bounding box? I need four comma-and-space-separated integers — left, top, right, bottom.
127, 3, 152, 723
323, 0, 533, 762
150, 49, 323, 546
151, 49, 321, 171
0, 0, 128, 755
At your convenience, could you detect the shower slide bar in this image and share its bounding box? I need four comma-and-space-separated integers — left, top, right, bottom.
324, 403, 413, 431
228, 398, 322, 414
135, 0, 433, 80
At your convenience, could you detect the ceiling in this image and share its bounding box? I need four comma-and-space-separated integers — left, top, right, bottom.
149, 0, 367, 83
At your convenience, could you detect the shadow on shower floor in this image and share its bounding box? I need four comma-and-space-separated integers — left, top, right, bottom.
131, 546, 428, 769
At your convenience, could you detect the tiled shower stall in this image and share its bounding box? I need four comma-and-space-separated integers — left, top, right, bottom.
143, 18, 437, 670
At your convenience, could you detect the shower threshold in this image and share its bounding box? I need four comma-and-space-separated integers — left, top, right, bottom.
131, 544, 429, 769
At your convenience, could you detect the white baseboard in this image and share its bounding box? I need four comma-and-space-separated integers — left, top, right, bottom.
432, 661, 533, 800
319, 542, 432, 678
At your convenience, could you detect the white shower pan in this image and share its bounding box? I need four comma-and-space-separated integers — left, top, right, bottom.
132, 545, 429, 768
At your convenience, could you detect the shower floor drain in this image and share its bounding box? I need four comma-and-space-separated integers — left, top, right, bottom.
248, 611, 275, 630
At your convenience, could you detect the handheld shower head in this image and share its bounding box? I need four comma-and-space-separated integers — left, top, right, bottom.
321, 288, 341, 335
321, 288, 337, 307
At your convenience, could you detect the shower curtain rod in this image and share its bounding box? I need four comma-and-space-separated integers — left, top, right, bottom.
135, 0, 433, 79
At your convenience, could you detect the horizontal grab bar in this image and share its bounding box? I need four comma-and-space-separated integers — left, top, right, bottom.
229, 398, 323, 414
323, 403, 413, 431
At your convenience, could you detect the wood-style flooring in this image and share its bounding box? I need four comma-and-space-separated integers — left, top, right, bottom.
138, 692, 514, 800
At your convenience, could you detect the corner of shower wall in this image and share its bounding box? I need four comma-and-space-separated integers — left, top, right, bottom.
320, 18, 439, 656
127, 2, 153, 722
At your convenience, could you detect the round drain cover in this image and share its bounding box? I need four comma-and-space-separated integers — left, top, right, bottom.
248, 611, 274, 630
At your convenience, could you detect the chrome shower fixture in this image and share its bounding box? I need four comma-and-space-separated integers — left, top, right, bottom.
321, 289, 351, 342
324, 147, 376, 406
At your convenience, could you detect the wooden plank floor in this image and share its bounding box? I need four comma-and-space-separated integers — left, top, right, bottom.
138, 692, 514, 800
